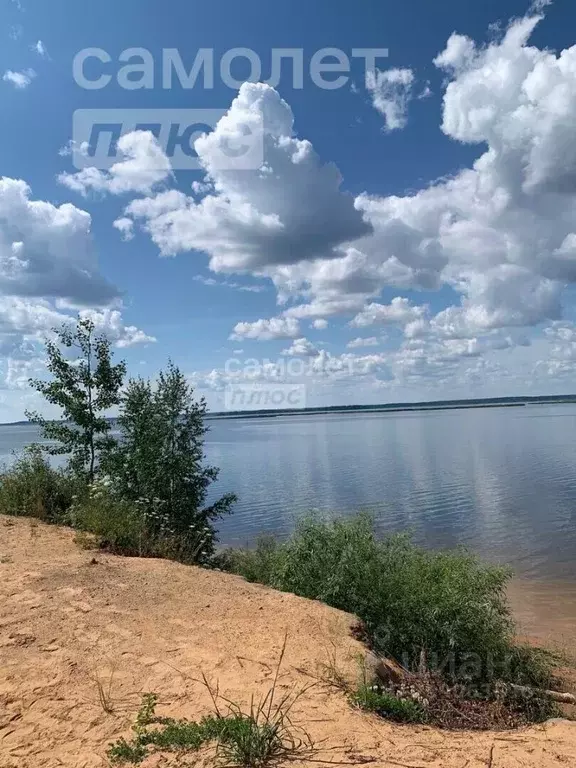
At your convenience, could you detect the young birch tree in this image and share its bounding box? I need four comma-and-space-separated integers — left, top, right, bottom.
26, 318, 126, 483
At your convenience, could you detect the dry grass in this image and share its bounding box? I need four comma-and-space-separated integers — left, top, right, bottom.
92, 667, 118, 715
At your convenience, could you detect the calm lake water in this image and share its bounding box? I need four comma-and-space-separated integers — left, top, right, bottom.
2, 404, 576, 581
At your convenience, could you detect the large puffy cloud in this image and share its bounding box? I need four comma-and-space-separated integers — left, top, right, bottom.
120, 83, 371, 271
274, 11, 576, 346
0, 177, 118, 304
433, 14, 576, 198
110, 13, 576, 345
103, 10, 576, 397
353, 12, 576, 339
0, 178, 153, 394
273, 247, 412, 316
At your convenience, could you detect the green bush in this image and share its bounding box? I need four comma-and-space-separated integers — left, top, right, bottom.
223, 514, 553, 691
22, 318, 235, 567
69, 479, 221, 563
219, 535, 285, 583
0, 446, 76, 522
102, 363, 236, 562
68, 480, 149, 555
350, 683, 426, 723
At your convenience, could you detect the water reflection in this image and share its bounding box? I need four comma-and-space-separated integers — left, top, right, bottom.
206, 405, 576, 580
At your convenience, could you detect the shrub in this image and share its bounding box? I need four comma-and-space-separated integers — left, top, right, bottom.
69, 478, 222, 563
0, 446, 76, 522
218, 536, 284, 583
350, 682, 426, 723
350, 672, 558, 730
224, 514, 554, 691
102, 363, 236, 563
68, 480, 149, 555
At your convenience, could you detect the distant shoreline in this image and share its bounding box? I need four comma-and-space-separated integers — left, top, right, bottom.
207, 394, 576, 420
3, 394, 576, 426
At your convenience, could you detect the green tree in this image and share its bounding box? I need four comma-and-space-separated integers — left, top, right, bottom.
104, 362, 236, 560
26, 318, 126, 483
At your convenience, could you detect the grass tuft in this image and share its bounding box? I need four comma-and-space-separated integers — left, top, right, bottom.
351, 682, 426, 723
108, 639, 314, 766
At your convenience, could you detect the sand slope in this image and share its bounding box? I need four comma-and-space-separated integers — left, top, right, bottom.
1, 515, 575, 768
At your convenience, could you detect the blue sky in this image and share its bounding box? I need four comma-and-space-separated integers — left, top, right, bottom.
1, 0, 576, 419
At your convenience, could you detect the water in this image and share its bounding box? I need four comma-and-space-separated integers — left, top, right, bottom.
205, 404, 576, 581
2, 404, 576, 581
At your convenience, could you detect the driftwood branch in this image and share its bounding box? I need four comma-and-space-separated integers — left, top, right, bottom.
369, 653, 576, 705
510, 684, 576, 705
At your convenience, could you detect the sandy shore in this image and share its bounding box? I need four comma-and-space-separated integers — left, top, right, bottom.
508, 579, 576, 650
1, 514, 575, 768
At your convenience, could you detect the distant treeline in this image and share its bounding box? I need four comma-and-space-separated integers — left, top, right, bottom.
4, 393, 576, 427
207, 394, 576, 420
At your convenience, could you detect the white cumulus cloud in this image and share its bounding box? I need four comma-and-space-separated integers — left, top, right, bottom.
365, 68, 415, 131
3, 68, 35, 89
59, 131, 173, 197
78, 308, 156, 348
229, 316, 300, 342
120, 83, 371, 271
0, 177, 118, 305
347, 337, 380, 349
351, 11, 576, 340
81, 8, 576, 397
282, 337, 320, 357
351, 297, 428, 328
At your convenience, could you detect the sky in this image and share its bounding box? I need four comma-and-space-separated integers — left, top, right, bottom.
1, 0, 576, 418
